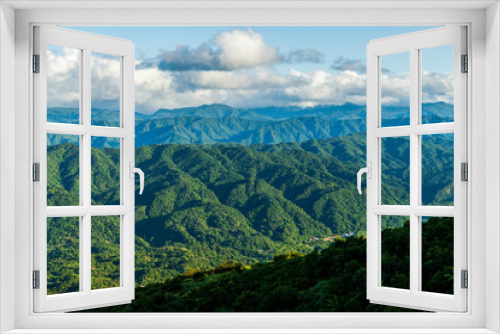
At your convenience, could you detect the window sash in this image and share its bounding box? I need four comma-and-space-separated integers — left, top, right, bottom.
366, 26, 468, 312
32, 25, 136, 313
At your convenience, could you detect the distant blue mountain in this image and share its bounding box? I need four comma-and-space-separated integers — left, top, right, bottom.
248, 103, 366, 120
150, 104, 273, 121
46, 102, 453, 147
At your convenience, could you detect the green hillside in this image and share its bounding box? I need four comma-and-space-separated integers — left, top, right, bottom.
85, 217, 453, 313
134, 116, 366, 146
45, 102, 456, 311
46, 133, 453, 293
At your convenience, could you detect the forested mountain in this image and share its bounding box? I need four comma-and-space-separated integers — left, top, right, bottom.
47, 132, 453, 291
46, 102, 454, 311
134, 116, 366, 146
86, 217, 453, 313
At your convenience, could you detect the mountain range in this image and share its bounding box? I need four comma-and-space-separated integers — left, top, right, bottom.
46, 102, 454, 311
47, 132, 453, 290
47, 102, 453, 147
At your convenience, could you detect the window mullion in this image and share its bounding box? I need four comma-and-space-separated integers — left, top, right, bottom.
78, 48, 85, 293
409, 47, 420, 294
82, 47, 92, 294
82, 214, 91, 293
366, 24, 467, 313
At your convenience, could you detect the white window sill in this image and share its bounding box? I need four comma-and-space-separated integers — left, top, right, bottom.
4, 329, 497, 334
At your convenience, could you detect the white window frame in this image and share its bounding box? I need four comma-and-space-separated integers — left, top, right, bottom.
365, 26, 468, 312
33, 25, 136, 312
1, 2, 498, 333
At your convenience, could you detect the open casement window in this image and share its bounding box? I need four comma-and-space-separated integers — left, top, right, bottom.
363, 26, 467, 312
33, 26, 141, 312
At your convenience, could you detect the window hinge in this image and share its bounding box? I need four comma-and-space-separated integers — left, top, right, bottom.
33, 163, 40, 182
33, 270, 40, 289
461, 162, 468, 182
33, 54, 40, 73
461, 270, 468, 289
461, 54, 468, 73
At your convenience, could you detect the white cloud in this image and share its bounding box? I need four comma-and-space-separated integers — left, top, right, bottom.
283, 69, 366, 105
331, 56, 367, 74
135, 67, 175, 113
149, 28, 323, 72
90, 54, 121, 109
421, 71, 454, 104
47, 47, 80, 108
188, 69, 289, 90
152, 28, 282, 72
215, 29, 281, 70
379, 73, 410, 106
47, 51, 454, 113
47, 50, 123, 111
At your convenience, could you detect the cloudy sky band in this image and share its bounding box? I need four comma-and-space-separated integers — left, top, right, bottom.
48, 27, 454, 113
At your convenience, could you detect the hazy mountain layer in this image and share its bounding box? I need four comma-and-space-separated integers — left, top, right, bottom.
47, 102, 453, 147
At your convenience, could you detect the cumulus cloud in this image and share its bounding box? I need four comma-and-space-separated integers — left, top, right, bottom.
186, 68, 289, 90
331, 56, 393, 74
134, 68, 292, 111
90, 53, 121, 110
157, 44, 220, 71
421, 71, 454, 104
47, 49, 123, 111
282, 69, 367, 106
331, 56, 367, 74
286, 49, 325, 64
146, 29, 324, 72
150, 29, 281, 72
47, 40, 454, 113
47, 47, 80, 108
215, 29, 281, 70
134, 66, 176, 113
380, 73, 410, 106
141, 68, 369, 110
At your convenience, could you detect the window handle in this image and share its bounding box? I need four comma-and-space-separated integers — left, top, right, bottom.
357, 162, 371, 195
129, 162, 145, 195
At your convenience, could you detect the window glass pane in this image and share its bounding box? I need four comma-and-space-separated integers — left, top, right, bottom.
91, 137, 120, 205
421, 45, 454, 124
380, 52, 410, 127
92, 215, 121, 290
91, 52, 121, 127
381, 216, 410, 290
47, 45, 80, 124
421, 216, 454, 294
47, 134, 80, 206
47, 217, 80, 295
381, 136, 410, 205
421, 134, 454, 206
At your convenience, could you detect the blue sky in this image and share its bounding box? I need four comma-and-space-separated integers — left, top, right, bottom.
71, 26, 452, 73
50, 26, 454, 113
